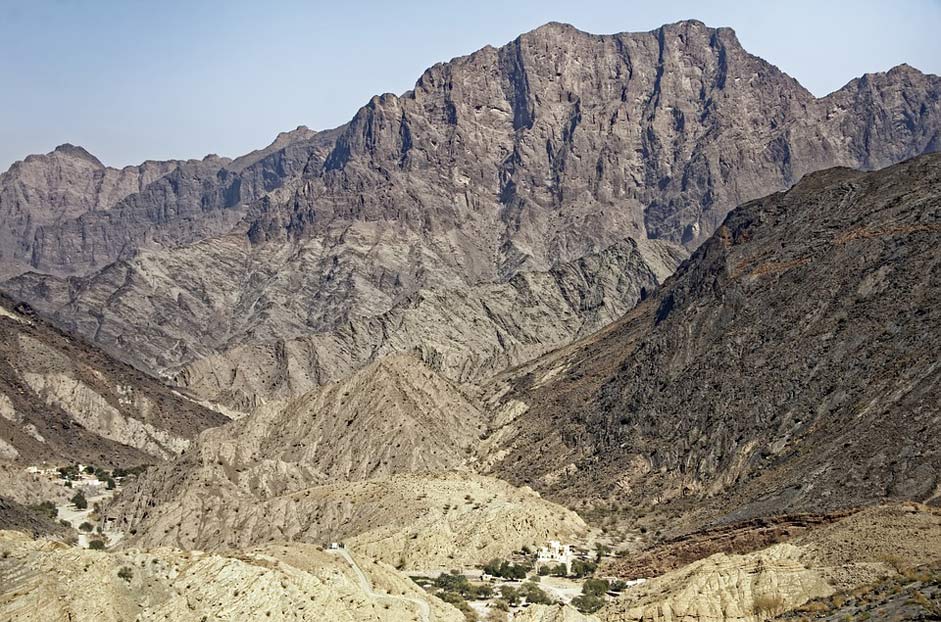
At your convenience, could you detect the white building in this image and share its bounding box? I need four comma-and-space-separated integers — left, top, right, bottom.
536, 540, 574, 572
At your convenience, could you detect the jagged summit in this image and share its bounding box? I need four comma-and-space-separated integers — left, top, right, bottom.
50, 143, 104, 166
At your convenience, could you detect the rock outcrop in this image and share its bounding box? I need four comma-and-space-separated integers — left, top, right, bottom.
598, 504, 941, 622
174, 238, 684, 408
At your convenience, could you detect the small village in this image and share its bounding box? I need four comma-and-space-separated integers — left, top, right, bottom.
21, 462, 135, 550
405, 539, 646, 618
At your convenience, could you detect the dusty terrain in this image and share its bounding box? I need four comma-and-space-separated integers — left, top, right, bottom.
112, 470, 586, 570
0, 530, 463, 621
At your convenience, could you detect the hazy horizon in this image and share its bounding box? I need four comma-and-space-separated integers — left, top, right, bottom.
2, 0, 940, 171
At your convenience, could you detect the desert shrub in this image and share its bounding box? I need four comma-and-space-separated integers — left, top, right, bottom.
571, 593, 605, 613
70, 492, 87, 510
78, 522, 93, 532
550, 563, 568, 577
28, 500, 57, 520
106, 478, 116, 490
491, 598, 509, 611
753, 593, 786, 617
519, 581, 552, 605
482, 559, 529, 580
569, 559, 597, 578
58, 465, 79, 479
88, 540, 106, 550
499, 585, 520, 606
117, 566, 133, 581
582, 578, 610, 597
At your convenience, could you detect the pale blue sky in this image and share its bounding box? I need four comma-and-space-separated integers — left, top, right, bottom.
2, 0, 939, 171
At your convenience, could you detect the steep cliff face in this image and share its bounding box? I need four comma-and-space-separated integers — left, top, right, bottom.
2, 20, 940, 404
0, 126, 341, 280
0, 294, 228, 467
0, 145, 181, 279
486, 153, 941, 524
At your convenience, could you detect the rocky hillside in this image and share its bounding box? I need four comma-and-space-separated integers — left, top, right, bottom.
2, 20, 939, 404
111, 470, 586, 569
486, 153, 941, 526
0, 293, 228, 467
107, 354, 585, 567
599, 504, 941, 622
175, 237, 684, 408
180, 354, 486, 485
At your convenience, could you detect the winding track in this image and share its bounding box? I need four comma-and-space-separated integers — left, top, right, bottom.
328, 548, 432, 622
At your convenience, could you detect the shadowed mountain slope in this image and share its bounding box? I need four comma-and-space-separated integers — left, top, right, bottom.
485, 153, 941, 526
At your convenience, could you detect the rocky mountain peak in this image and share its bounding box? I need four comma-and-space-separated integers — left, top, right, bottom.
50, 143, 104, 167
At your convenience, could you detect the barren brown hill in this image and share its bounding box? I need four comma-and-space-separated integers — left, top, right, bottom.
486, 153, 941, 528
0, 531, 464, 621
0, 293, 228, 468
107, 355, 586, 567
598, 504, 941, 622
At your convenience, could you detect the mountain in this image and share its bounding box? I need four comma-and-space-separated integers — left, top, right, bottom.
174, 237, 684, 409
484, 153, 941, 529
2, 20, 940, 405
0, 126, 342, 281
0, 293, 228, 468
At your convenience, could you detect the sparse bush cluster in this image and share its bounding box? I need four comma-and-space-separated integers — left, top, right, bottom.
71, 491, 87, 510
433, 572, 493, 599
28, 500, 57, 520
482, 558, 530, 580
571, 593, 605, 613
753, 593, 786, 617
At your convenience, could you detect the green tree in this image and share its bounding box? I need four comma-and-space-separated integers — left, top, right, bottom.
582, 578, 610, 597
499, 586, 520, 606
572, 594, 605, 614
70, 491, 87, 510
519, 581, 553, 605
570, 559, 597, 578
88, 539, 106, 550
78, 521, 94, 532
